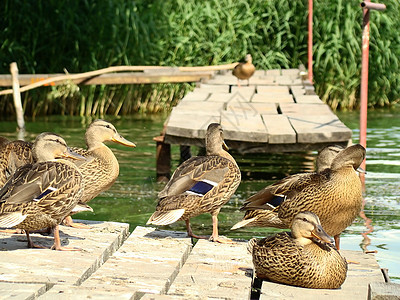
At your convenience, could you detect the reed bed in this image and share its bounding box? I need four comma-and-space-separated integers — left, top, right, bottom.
0, 0, 399, 116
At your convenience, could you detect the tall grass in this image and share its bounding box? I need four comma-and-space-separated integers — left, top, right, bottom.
0, 0, 399, 116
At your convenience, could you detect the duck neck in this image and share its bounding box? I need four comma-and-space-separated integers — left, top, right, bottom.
208, 148, 238, 166
90, 144, 119, 173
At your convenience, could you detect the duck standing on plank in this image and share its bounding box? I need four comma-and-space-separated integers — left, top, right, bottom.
0, 132, 85, 250
237, 144, 365, 250
63, 119, 136, 228
248, 211, 347, 289
147, 123, 241, 243
232, 54, 255, 87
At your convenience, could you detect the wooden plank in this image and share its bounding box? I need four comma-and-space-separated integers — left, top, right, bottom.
251, 76, 276, 85
207, 92, 237, 102
288, 114, 353, 143
0, 220, 129, 286
279, 103, 333, 115
180, 91, 210, 102
226, 102, 277, 116
174, 101, 224, 112
275, 75, 297, 85
257, 86, 290, 94
0, 282, 47, 299
369, 282, 400, 300
81, 227, 192, 298
266, 69, 282, 76
167, 240, 253, 299
205, 75, 238, 85
259, 250, 385, 300
197, 83, 229, 93
262, 114, 296, 144
221, 111, 268, 142
165, 108, 220, 139
294, 95, 324, 104
281, 69, 300, 76
230, 86, 256, 98
252, 94, 294, 104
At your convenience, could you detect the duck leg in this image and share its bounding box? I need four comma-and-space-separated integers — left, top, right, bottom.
51, 225, 80, 251
25, 230, 46, 249
334, 234, 341, 250
63, 216, 92, 229
209, 214, 233, 244
185, 219, 208, 240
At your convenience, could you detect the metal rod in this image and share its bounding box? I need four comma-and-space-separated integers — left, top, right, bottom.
307, 0, 313, 83
360, 2, 386, 11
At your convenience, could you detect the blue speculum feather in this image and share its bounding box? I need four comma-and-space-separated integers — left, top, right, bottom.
33, 186, 57, 201
269, 195, 285, 208
187, 180, 216, 196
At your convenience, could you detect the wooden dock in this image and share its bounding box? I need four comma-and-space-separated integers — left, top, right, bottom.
1, 222, 397, 299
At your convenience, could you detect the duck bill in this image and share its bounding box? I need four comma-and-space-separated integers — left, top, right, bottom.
356, 166, 366, 174
61, 148, 86, 161
111, 134, 136, 148
222, 140, 229, 151
311, 225, 334, 244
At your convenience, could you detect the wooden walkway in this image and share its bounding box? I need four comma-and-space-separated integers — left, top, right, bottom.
0, 222, 397, 299
158, 69, 352, 162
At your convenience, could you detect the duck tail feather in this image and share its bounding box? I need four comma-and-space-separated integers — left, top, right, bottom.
146, 209, 185, 226
0, 212, 27, 228
230, 217, 257, 230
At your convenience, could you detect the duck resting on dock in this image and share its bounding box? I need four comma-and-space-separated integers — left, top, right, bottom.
147, 123, 241, 243
63, 119, 136, 228
231, 145, 344, 230
248, 211, 348, 289
232, 54, 255, 87
236, 144, 365, 250
0, 132, 85, 250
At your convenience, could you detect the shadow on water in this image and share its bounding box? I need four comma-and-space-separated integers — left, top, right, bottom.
1, 108, 400, 282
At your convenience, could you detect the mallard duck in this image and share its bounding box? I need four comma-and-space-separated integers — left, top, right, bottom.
248, 211, 347, 289
0, 132, 85, 250
63, 119, 136, 228
231, 145, 344, 230
147, 123, 241, 242
0, 139, 34, 187
236, 144, 365, 249
232, 54, 255, 87
0, 136, 9, 148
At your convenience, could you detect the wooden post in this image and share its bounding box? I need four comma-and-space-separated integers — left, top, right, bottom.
10, 62, 25, 130
154, 126, 171, 182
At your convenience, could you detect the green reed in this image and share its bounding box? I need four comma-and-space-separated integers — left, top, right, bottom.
0, 0, 399, 116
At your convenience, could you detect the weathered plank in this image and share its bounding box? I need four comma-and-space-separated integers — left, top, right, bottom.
294, 95, 324, 104
252, 94, 294, 104
262, 114, 296, 144
288, 114, 352, 143
165, 108, 220, 139
230, 86, 256, 98
207, 92, 238, 102
256, 86, 290, 94
79, 226, 192, 299
221, 111, 269, 143
279, 103, 333, 115
266, 69, 282, 76
38, 285, 134, 300
259, 250, 385, 300
180, 91, 210, 102
197, 83, 229, 93
227, 102, 277, 115
368, 282, 400, 300
250, 76, 276, 85
174, 101, 224, 112
167, 239, 253, 299
0, 282, 48, 299
0, 220, 129, 286
281, 69, 300, 76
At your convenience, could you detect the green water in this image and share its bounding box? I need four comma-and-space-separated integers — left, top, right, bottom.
1, 108, 400, 282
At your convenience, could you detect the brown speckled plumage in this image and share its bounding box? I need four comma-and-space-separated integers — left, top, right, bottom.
0, 140, 33, 187
147, 123, 241, 242
249, 212, 347, 289
237, 144, 365, 248
232, 54, 255, 86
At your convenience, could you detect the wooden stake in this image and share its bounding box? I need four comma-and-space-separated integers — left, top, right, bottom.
10, 62, 25, 130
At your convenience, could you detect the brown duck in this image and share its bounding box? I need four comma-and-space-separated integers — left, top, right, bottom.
231, 145, 344, 230
232, 54, 255, 87
64, 119, 136, 228
249, 211, 347, 289
237, 144, 365, 249
0, 132, 85, 250
147, 123, 241, 243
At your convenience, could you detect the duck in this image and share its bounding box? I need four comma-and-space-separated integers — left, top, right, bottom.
0, 139, 34, 187
63, 119, 136, 228
0, 132, 85, 250
232, 54, 255, 87
147, 123, 241, 243
236, 144, 365, 249
248, 211, 348, 289
231, 145, 344, 230
0, 136, 10, 148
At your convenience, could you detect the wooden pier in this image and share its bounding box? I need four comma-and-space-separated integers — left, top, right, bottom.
156, 68, 352, 178
1, 222, 398, 299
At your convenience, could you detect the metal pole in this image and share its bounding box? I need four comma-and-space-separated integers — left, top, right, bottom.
10, 62, 25, 131
308, 0, 313, 83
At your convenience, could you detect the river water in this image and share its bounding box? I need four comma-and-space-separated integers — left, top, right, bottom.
0, 108, 399, 282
